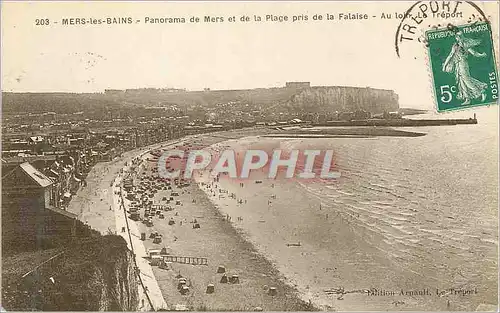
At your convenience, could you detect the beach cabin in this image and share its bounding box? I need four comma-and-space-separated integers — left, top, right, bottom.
159, 259, 171, 270
148, 248, 162, 258
153, 234, 162, 244
130, 212, 140, 221
150, 255, 162, 266
206, 284, 215, 294
230, 275, 240, 284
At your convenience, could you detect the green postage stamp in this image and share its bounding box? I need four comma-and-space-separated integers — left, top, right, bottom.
426, 22, 498, 112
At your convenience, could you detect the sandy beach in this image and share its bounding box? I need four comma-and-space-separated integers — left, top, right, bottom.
65, 123, 498, 311
67, 129, 313, 311
127, 131, 312, 311
192, 126, 498, 311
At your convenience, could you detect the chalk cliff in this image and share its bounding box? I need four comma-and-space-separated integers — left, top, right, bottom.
2, 235, 139, 311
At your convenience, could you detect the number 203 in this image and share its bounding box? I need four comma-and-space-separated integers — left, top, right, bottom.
35, 19, 50, 26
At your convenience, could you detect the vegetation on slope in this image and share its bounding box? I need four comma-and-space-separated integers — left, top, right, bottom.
2, 234, 139, 311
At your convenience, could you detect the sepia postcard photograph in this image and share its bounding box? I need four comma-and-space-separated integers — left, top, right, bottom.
1, 1, 499, 311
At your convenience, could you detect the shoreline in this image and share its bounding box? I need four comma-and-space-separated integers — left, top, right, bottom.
29, 122, 498, 311
65, 126, 425, 311
69, 128, 316, 311
192, 128, 498, 311
130, 129, 316, 311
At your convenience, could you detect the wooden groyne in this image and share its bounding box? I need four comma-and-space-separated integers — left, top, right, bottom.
163, 255, 208, 265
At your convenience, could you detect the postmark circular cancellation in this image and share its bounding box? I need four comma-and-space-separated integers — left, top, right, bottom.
395, 1, 499, 112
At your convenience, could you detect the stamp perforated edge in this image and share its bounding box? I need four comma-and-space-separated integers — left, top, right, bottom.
423, 19, 500, 114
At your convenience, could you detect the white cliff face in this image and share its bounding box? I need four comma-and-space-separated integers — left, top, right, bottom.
290, 86, 399, 113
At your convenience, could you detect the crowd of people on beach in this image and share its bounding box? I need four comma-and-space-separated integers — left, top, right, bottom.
196, 171, 287, 225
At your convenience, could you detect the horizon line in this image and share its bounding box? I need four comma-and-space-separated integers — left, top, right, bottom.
1, 84, 397, 94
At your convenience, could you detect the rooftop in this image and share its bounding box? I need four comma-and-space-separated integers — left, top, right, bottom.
19, 162, 54, 187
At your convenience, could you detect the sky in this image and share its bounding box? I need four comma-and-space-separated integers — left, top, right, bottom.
1, 1, 499, 109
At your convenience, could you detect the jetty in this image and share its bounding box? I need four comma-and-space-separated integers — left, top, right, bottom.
312, 115, 477, 127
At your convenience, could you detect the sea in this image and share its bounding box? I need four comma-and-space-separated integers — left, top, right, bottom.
197, 106, 498, 311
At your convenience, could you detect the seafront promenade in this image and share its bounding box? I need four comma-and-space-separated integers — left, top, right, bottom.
113, 161, 168, 311
67, 139, 183, 311
68, 129, 313, 311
